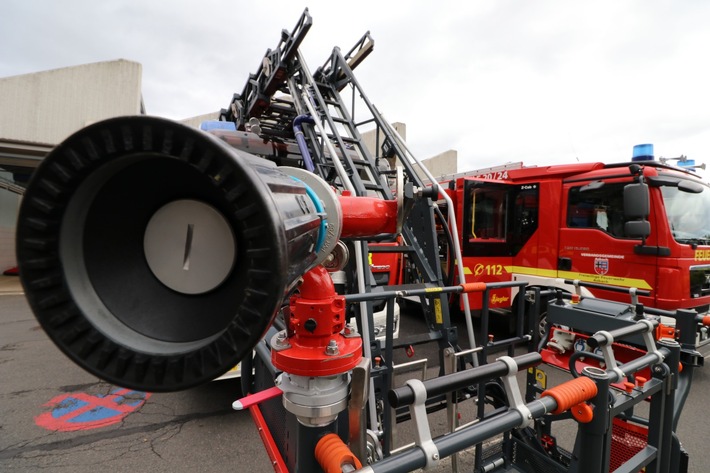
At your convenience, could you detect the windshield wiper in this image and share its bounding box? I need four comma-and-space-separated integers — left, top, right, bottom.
676, 237, 710, 247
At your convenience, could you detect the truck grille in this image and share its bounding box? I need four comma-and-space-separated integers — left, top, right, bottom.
689, 265, 710, 298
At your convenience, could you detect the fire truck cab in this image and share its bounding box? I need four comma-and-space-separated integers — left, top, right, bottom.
442, 150, 710, 351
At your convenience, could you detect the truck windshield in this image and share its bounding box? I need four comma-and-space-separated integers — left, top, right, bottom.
661, 181, 710, 245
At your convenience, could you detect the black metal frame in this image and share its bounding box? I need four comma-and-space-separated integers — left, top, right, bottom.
219, 10, 460, 462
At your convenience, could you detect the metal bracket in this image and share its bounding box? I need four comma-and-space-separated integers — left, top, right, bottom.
571, 279, 583, 297
405, 379, 440, 470
498, 356, 533, 428
595, 331, 626, 382
349, 357, 370, 464
629, 287, 639, 306
639, 319, 665, 364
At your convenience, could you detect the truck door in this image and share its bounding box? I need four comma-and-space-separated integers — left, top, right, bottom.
460, 180, 539, 310
558, 179, 656, 300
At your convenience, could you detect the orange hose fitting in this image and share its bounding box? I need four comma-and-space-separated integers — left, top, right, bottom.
315, 433, 362, 473
541, 376, 598, 415
460, 282, 487, 293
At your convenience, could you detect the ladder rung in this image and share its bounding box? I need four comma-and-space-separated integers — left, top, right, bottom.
321, 98, 339, 107
347, 158, 372, 166
362, 182, 386, 192
327, 134, 358, 144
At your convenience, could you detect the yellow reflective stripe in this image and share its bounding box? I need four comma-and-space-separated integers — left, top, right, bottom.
556, 270, 652, 290
465, 265, 651, 290
504, 266, 557, 278
434, 298, 443, 324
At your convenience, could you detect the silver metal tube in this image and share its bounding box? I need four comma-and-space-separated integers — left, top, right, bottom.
378, 113, 478, 362
297, 54, 379, 429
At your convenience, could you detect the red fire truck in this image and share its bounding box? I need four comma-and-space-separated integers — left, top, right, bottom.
438, 146, 710, 351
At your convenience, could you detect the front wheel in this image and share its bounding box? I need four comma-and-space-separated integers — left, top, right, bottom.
536, 307, 549, 343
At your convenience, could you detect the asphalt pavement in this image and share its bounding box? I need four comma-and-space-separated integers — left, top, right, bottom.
0, 277, 272, 472
1, 275, 708, 472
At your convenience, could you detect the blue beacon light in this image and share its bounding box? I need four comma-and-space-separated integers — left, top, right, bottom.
632, 143, 654, 162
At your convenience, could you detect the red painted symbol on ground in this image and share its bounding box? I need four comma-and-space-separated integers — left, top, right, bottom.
35, 388, 151, 431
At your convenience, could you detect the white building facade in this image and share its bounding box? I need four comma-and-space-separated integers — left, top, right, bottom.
0, 60, 144, 272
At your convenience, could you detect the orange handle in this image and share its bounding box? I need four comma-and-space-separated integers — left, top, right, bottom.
460, 282, 487, 293
570, 402, 594, 423
702, 315, 710, 326
315, 433, 362, 473
541, 377, 597, 415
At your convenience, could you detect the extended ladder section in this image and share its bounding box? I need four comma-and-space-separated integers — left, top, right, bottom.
293, 35, 387, 199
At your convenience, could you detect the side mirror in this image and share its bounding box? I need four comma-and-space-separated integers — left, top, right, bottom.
624, 182, 650, 219
624, 220, 651, 239
678, 180, 704, 194
624, 182, 651, 240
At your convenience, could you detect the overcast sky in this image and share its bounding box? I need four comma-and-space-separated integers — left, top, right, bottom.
3, 1, 710, 174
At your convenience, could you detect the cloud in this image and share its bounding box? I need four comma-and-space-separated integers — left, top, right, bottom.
3, 0, 710, 172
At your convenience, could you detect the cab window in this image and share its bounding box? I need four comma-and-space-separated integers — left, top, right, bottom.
462, 181, 539, 256
471, 188, 507, 241
567, 183, 628, 238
